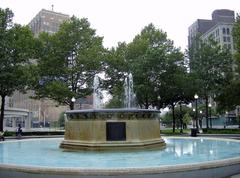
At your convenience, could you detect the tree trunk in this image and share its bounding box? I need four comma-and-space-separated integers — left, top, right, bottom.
172, 103, 175, 133
238, 116, 240, 129
205, 95, 209, 129
0, 95, 6, 132
180, 103, 183, 133
145, 98, 149, 109
70, 101, 74, 110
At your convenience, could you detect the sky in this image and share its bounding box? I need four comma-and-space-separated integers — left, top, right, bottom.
1, 0, 240, 51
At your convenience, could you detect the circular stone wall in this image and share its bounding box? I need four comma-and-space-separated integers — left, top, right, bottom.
60, 109, 166, 150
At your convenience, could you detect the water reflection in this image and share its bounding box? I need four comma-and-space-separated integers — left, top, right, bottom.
0, 138, 239, 168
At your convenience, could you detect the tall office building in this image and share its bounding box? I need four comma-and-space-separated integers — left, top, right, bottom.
188, 9, 238, 120
8, 9, 70, 124
188, 9, 235, 53
28, 9, 70, 36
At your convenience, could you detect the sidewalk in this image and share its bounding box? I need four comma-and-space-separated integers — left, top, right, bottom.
197, 133, 240, 140
4, 134, 64, 140
228, 175, 240, 178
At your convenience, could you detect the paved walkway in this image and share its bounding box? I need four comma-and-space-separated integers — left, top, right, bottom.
228, 175, 240, 178
4, 134, 64, 140
194, 133, 240, 140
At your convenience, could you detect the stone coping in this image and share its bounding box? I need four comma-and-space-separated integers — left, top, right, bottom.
66, 108, 160, 113
66, 108, 160, 120
0, 157, 239, 176
60, 138, 166, 150
0, 137, 239, 176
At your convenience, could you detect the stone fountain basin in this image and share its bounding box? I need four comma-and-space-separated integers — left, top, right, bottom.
61, 108, 165, 150
65, 108, 160, 119
0, 137, 240, 178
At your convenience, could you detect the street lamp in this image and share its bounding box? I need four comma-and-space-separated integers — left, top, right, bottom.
179, 101, 183, 134
225, 111, 228, 128
157, 96, 161, 109
71, 97, 76, 110
199, 110, 203, 129
194, 94, 199, 130
208, 103, 212, 128
192, 108, 196, 128
71, 97, 76, 103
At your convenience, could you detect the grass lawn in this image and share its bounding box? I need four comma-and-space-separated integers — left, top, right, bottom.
160, 129, 190, 135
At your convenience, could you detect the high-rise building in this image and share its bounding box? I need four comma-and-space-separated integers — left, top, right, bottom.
7, 9, 70, 126
188, 9, 235, 53
188, 9, 237, 124
28, 9, 70, 36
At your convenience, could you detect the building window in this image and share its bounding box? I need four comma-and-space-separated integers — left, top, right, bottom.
216, 29, 219, 37
227, 36, 231, 42
228, 44, 231, 50
233, 43, 236, 50
226, 28, 230, 35
222, 28, 226, 34
223, 36, 227, 42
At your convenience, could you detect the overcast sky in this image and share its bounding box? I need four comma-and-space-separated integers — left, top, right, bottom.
1, 0, 240, 51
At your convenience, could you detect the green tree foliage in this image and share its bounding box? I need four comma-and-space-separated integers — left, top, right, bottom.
58, 112, 65, 128
127, 24, 190, 132
104, 24, 190, 132
33, 17, 105, 110
182, 112, 191, 128
162, 105, 193, 130
188, 37, 233, 128
233, 14, 240, 74
103, 42, 128, 108
0, 8, 36, 131
127, 24, 185, 109
216, 80, 240, 111
216, 14, 240, 111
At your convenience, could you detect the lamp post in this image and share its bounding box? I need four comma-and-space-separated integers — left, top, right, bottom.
199, 110, 202, 129
179, 102, 183, 134
193, 108, 196, 128
157, 96, 161, 109
225, 111, 228, 128
208, 103, 212, 128
71, 97, 76, 110
194, 94, 199, 131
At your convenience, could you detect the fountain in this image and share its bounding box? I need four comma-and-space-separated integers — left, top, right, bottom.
93, 74, 101, 109
60, 73, 166, 150
124, 73, 135, 108
0, 74, 240, 178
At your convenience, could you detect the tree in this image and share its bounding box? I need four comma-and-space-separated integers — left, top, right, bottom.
33, 17, 105, 110
216, 80, 240, 112
104, 24, 190, 133
233, 14, 240, 75
182, 112, 191, 129
216, 13, 240, 111
0, 8, 36, 131
127, 24, 184, 110
103, 42, 129, 108
188, 37, 233, 129
58, 112, 65, 128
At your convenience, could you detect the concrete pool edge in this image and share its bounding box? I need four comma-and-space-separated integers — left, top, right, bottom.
0, 156, 239, 176
0, 137, 240, 177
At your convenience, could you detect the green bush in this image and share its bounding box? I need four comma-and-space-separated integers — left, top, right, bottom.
202, 128, 240, 134
3, 130, 14, 136
160, 129, 189, 135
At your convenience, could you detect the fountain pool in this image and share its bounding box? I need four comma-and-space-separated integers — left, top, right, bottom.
0, 137, 240, 178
